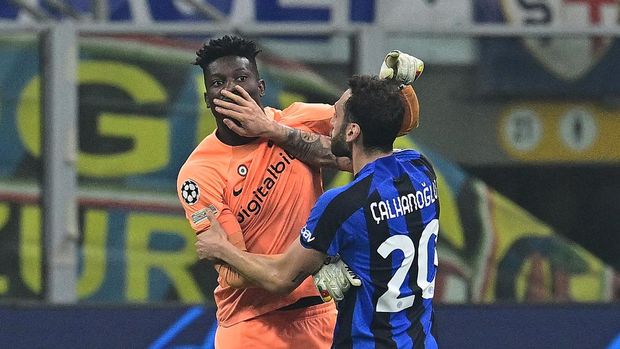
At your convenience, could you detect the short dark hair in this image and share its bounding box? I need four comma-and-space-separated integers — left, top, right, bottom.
194, 35, 261, 74
345, 75, 404, 152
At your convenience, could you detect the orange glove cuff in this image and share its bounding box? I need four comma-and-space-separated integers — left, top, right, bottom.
398, 85, 420, 136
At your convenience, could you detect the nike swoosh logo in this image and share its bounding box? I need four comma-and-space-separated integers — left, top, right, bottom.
233, 187, 243, 196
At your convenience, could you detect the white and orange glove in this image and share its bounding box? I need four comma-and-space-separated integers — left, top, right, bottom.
313, 255, 361, 302
379, 50, 424, 85
379, 50, 424, 136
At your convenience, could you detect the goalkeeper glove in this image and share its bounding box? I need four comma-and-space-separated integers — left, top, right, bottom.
379, 50, 423, 136
313, 255, 361, 302
379, 50, 424, 86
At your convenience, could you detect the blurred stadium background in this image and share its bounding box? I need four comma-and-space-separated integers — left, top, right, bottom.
0, 0, 618, 348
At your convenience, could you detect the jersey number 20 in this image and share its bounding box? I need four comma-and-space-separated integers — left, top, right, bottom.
376, 219, 438, 313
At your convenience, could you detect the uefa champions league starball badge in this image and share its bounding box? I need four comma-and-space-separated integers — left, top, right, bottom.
181, 179, 200, 205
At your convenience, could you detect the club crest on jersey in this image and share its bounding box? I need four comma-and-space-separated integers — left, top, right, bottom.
499, 0, 616, 81
237, 165, 248, 176
181, 179, 200, 205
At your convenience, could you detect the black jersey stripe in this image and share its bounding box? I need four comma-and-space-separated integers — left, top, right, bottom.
410, 302, 428, 349
410, 155, 440, 218
313, 174, 373, 345
366, 186, 398, 349
332, 286, 358, 349
395, 171, 428, 347
411, 154, 437, 180
312, 175, 373, 253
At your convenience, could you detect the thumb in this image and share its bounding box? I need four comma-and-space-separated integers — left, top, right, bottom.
385, 50, 401, 68
205, 208, 221, 229
338, 261, 362, 287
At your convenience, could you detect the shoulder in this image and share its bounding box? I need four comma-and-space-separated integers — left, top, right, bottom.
316, 173, 373, 211
395, 149, 432, 165
395, 149, 437, 178
282, 102, 333, 114
279, 102, 334, 124
177, 136, 229, 191
394, 148, 421, 160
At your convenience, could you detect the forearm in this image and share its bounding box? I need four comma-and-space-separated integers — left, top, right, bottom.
268, 123, 352, 171
214, 262, 256, 289
214, 243, 302, 294
197, 210, 323, 294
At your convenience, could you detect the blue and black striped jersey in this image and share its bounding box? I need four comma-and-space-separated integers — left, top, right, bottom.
301, 149, 439, 349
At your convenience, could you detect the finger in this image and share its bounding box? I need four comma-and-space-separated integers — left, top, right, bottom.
195, 244, 205, 259
346, 273, 362, 287
205, 209, 221, 229
339, 261, 362, 286
213, 97, 245, 112
222, 118, 248, 136
331, 285, 344, 301
315, 281, 333, 302
232, 85, 254, 103
221, 88, 252, 106
214, 106, 245, 121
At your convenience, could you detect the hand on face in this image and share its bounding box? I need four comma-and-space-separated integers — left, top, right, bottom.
195, 210, 229, 260
213, 85, 276, 138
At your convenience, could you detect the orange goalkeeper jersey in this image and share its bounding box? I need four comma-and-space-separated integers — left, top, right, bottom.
177, 102, 334, 327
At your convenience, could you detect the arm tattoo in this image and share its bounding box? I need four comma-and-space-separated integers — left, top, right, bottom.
280, 127, 339, 169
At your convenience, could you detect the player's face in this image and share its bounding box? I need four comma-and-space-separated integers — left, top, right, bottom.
331, 89, 352, 158
203, 55, 265, 119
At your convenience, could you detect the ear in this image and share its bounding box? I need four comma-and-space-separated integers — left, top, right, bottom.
258, 79, 266, 97
346, 123, 361, 143
204, 91, 211, 109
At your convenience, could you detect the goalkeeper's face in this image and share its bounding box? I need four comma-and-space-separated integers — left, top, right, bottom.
203, 55, 265, 120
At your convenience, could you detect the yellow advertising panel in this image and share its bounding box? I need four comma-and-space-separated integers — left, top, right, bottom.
499, 103, 620, 162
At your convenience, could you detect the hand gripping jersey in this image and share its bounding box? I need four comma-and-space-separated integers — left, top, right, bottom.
177, 102, 334, 327
300, 150, 440, 348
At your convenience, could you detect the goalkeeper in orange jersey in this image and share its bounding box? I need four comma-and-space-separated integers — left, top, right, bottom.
177, 34, 423, 348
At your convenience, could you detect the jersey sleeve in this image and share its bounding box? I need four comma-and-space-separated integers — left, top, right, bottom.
177, 163, 245, 250
278, 102, 334, 136
299, 188, 347, 256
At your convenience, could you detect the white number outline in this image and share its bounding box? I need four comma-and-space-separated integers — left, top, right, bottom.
376, 219, 438, 313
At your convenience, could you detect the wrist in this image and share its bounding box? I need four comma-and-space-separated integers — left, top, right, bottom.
216, 239, 241, 263
210, 241, 227, 261
265, 121, 288, 143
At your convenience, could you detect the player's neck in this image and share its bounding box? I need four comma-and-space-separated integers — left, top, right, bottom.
215, 121, 258, 146
351, 146, 392, 175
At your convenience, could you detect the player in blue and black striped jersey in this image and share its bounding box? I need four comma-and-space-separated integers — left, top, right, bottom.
302, 149, 439, 348
196, 75, 439, 349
